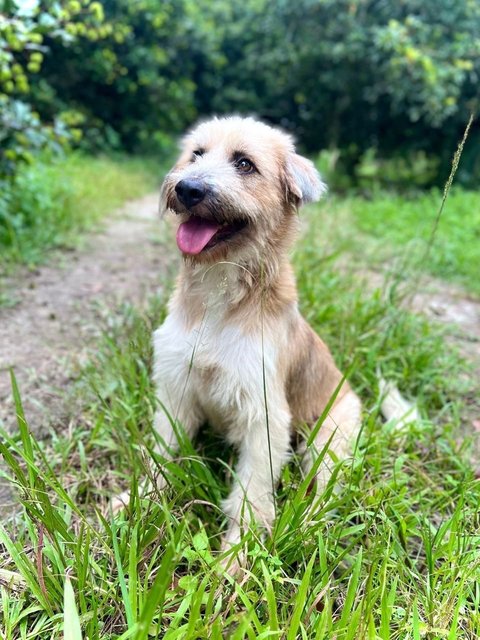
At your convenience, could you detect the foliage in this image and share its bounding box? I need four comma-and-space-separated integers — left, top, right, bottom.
2, 0, 479, 184
316, 147, 442, 192
0, 0, 109, 178
0, 94, 74, 176
36, 0, 199, 153
193, 0, 480, 181
0, 152, 159, 265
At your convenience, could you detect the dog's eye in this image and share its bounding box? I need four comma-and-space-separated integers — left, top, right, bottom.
235, 158, 254, 174
192, 149, 204, 161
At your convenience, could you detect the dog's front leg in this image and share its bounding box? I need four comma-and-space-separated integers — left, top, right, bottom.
220, 402, 291, 568
111, 368, 203, 513
151, 389, 203, 490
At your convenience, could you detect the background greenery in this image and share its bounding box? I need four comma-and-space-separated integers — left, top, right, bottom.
0, 153, 158, 265
1, 0, 479, 184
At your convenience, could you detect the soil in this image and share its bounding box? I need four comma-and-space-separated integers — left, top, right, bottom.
0, 193, 177, 434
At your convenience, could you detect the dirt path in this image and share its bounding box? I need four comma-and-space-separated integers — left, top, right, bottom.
0, 193, 176, 435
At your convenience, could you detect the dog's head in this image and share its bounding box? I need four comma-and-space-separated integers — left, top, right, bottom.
161, 116, 326, 262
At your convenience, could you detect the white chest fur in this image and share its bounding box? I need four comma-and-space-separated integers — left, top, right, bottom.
153, 303, 282, 440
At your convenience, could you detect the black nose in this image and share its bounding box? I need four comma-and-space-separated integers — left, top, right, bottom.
175, 179, 206, 209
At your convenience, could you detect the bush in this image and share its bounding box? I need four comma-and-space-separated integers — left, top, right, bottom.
0, 152, 159, 264
0, 0, 110, 179
2, 1, 479, 185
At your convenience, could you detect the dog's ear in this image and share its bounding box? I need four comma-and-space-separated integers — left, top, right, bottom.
284, 153, 326, 205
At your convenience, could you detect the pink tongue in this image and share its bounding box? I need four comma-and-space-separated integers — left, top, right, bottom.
176, 217, 221, 255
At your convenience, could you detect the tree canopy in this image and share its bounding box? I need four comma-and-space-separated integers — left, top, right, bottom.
1, 0, 479, 183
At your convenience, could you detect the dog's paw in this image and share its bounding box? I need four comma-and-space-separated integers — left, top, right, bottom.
109, 490, 131, 516
218, 536, 248, 578
218, 549, 246, 578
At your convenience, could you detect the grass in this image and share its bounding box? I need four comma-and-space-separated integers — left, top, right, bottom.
0, 152, 160, 269
329, 188, 480, 295
0, 188, 479, 638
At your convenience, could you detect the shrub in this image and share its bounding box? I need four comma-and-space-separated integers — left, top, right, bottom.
0, 152, 159, 264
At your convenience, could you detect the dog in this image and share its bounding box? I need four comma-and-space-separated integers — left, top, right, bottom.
149, 115, 362, 567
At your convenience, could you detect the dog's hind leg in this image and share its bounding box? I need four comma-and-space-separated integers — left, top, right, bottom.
300, 389, 362, 496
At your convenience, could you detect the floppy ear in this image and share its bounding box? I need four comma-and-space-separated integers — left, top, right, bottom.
284, 153, 326, 205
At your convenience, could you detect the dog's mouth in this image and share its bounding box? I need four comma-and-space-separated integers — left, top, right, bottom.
176, 215, 248, 255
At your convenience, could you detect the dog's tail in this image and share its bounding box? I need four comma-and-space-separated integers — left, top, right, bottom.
378, 376, 420, 429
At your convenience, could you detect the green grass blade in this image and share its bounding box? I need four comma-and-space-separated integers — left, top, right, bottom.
111, 518, 134, 627
10, 369, 35, 487
63, 575, 83, 640
261, 561, 279, 633
380, 574, 398, 639
287, 551, 317, 640
0, 525, 54, 615
338, 549, 362, 631
136, 521, 186, 640
412, 599, 421, 640
128, 523, 139, 623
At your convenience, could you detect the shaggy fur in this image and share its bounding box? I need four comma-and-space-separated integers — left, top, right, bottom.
151, 116, 362, 566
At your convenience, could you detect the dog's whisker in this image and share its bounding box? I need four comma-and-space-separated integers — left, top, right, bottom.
200, 261, 257, 283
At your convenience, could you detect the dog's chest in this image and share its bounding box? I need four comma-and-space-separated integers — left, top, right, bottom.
154, 307, 278, 433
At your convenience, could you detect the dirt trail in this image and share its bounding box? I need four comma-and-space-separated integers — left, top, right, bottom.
412, 282, 480, 369
0, 193, 176, 435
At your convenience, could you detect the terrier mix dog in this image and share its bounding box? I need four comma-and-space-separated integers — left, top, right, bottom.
151, 116, 362, 563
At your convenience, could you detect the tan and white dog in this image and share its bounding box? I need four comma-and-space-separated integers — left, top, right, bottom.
151, 116, 362, 561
